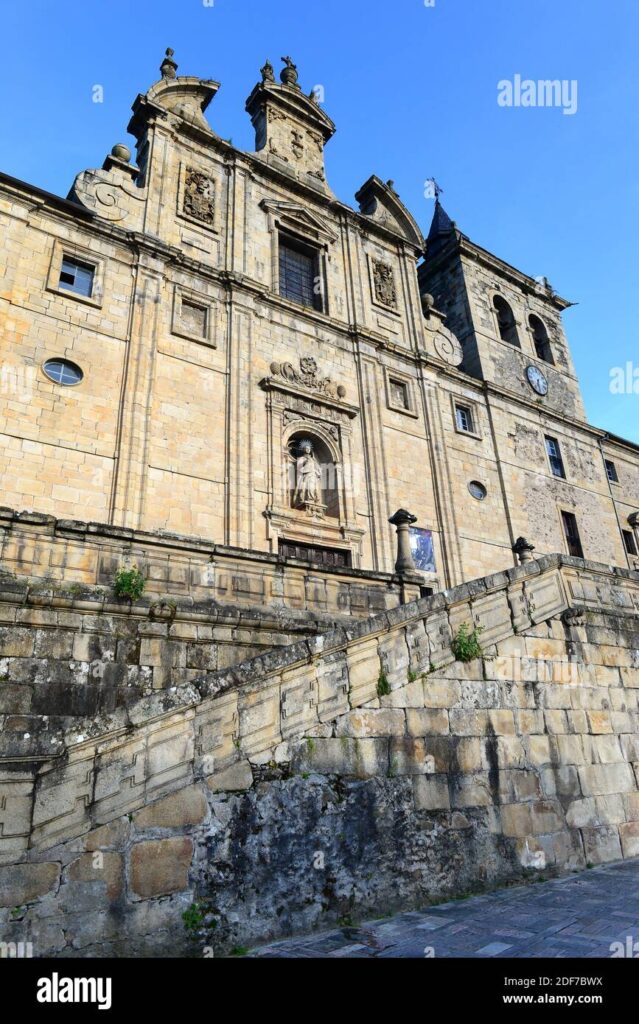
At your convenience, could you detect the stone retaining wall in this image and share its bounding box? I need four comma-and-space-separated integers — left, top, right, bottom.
1, 555, 638, 956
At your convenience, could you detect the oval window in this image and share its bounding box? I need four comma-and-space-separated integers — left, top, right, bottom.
43, 358, 83, 386
468, 481, 487, 501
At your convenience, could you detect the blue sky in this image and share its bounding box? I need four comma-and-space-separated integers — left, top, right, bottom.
2, 0, 638, 441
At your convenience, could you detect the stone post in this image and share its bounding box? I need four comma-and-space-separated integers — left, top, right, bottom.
389, 508, 418, 574
512, 536, 535, 565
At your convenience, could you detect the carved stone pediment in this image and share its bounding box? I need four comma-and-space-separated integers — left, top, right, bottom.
355, 175, 425, 250
260, 200, 337, 243
261, 358, 357, 418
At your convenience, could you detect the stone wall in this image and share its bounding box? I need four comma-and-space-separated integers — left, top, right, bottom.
1, 555, 639, 956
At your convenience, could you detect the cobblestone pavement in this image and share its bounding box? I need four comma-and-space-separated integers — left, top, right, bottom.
250, 860, 639, 958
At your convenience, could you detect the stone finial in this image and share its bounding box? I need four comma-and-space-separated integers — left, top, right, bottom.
389, 509, 418, 574
421, 292, 435, 315
110, 143, 131, 163
280, 56, 299, 87
261, 60, 275, 83
160, 47, 178, 80
513, 536, 535, 564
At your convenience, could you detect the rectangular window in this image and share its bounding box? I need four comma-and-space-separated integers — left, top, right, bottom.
623, 530, 638, 556
58, 256, 95, 298
455, 404, 474, 433
561, 511, 584, 558
279, 540, 351, 568
605, 459, 619, 483
278, 236, 322, 311
545, 436, 566, 478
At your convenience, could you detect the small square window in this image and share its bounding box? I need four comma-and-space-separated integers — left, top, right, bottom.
455, 405, 474, 433
58, 256, 95, 298
623, 530, 637, 556
605, 459, 619, 483
389, 378, 409, 410
545, 435, 566, 479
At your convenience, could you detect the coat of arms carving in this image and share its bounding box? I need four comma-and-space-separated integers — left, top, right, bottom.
183, 167, 215, 225
372, 259, 397, 309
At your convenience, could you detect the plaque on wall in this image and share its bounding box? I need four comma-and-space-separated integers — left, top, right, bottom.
410, 527, 436, 573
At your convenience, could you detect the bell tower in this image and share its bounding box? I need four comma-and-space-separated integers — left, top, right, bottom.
418, 200, 586, 422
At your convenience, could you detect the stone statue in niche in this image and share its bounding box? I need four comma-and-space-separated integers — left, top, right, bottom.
183, 167, 215, 225
290, 439, 325, 516
372, 259, 397, 309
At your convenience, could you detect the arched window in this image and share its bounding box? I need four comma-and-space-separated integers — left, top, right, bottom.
493, 295, 520, 347
287, 432, 340, 519
529, 314, 554, 364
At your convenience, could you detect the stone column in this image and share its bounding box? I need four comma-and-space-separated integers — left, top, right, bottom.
389, 508, 417, 573
512, 536, 535, 565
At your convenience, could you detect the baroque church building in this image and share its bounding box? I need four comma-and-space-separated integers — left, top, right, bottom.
1, 49, 638, 613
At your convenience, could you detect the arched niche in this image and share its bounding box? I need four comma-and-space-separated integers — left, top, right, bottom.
285, 428, 340, 519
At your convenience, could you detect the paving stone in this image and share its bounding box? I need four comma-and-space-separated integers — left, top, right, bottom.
250, 858, 639, 958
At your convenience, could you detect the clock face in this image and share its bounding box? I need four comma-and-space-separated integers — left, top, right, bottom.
526, 365, 548, 396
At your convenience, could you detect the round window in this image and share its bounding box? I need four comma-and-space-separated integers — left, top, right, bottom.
469, 481, 487, 501
43, 359, 83, 386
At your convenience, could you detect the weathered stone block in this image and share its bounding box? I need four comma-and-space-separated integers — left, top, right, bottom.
594, 794, 625, 826
587, 710, 613, 734
291, 737, 389, 778
134, 785, 207, 828
390, 737, 441, 775
565, 797, 597, 828
524, 735, 552, 768
413, 775, 450, 810
448, 709, 487, 736
67, 851, 123, 900
207, 760, 253, 792
380, 679, 426, 708
499, 769, 541, 803
336, 708, 405, 738
488, 709, 515, 735
0, 627, 34, 657
0, 862, 59, 907
497, 736, 526, 769
530, 799, 564, 834
540, 765, 581, 800
578, 763, 635, 797
450, 773, 492, 808
345, 638, 381, 707
84, 819, 129, 851
581, 826, 622, 865
378, 629, 410, 691
423, 678, 461, 709
130, 837, 193, 898
619, 821, 639, 858
455, 737, 483, 772
501, 803, 533, 838
405, 708, 449, 736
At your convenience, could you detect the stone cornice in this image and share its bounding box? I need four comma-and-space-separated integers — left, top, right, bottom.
422, 231, 573, 312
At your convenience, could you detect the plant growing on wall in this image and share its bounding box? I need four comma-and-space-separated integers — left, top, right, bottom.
113, 564, 146, 602
451, 623, 484, 662
377, 671, 391, 697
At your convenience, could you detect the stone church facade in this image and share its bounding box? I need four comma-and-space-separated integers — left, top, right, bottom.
1, 49, 638, 605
